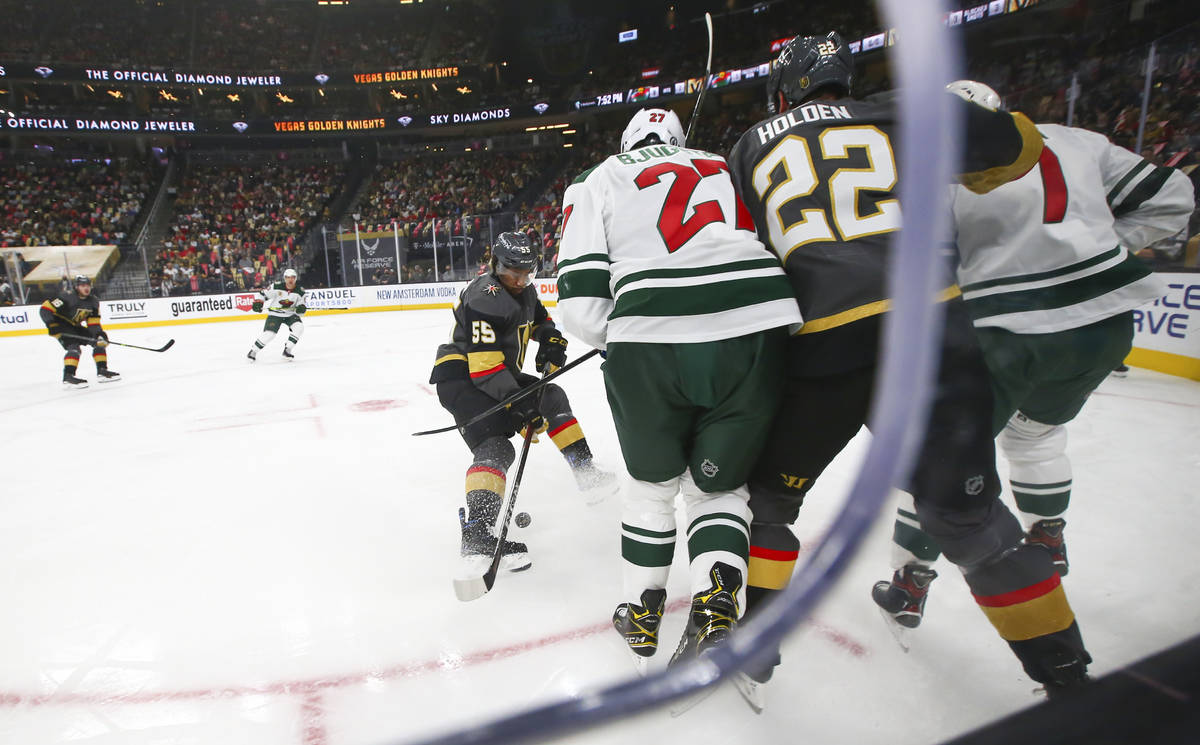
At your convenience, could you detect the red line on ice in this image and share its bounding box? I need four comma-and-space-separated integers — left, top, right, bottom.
0, 607, 866, 709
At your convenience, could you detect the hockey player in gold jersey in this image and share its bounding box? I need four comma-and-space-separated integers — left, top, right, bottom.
727, 33, 1090, 699
430, 231, 614, 574
40, 274, 120, 388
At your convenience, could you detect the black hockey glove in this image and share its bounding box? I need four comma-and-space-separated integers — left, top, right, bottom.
92, 329, 109, 348
535, 333, 568, 374
252, 300, 264, 313
507, 395, 544, 433
295, 304, 307, 315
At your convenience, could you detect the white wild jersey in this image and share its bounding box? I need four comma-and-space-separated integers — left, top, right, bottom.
260, 281, 306, 318
952, 124, 1194, 334
556, 144, 801, 349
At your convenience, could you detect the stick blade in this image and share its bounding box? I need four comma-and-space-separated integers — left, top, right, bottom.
158, 339, 175, 352
453, 574, 491, 602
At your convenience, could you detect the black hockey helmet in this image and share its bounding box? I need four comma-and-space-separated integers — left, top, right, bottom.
491, 231, 538, 273
766, 31, 854, 115
73, 274, 91, 286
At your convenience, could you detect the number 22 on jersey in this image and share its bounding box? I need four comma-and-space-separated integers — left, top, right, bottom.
752, 125, 901, 260
635, 157, 755, 253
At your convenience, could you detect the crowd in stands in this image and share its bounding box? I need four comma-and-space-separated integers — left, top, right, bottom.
978, 38, 1199, 167
153, 161, 343, 295
1, 0, 493, 71
0, 158, 152, 249
353, 150, 551, 238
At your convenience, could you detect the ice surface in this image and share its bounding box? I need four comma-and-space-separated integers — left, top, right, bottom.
1, 308, 1197, 744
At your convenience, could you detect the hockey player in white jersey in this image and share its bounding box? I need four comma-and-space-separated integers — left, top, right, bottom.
247, 268, 307, 361
557, 107, 802, 672
873, 80, 1195, 628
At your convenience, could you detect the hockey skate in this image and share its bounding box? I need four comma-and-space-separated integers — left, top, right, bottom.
1040, 650, 1092, 700
458, 508, 531, 574
1110, 363, 1129, 378
62, 374, 89, 389
1026, 518, 1068, 576
572, 460, 618, 504
612, 588, 667, 676
282, 348, 295, 360
96, 369, 121, 383
668, 562, 742, 717
247, 349, 257, 361
871, 565, 938, 652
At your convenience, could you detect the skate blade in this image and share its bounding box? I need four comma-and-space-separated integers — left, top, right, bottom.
732, 672, 765, 714
620, 645, 652, 677
97, 376, 121, 384
877, 607, 912, 653
63, 382, 89, 389
499, 552, 532, 573
669, 682, 722, 718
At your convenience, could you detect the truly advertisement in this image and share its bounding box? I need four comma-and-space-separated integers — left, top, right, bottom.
104, 299, 149, 320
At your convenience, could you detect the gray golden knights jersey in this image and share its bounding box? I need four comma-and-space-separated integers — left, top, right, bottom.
727, 95, 1045, 375
556, 144, 801, 350
428, 272, 554, 401
952, 123, 1194, 333
260, 281, 306, 318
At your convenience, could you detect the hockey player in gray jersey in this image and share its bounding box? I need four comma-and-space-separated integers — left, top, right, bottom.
557, 107, 802, 672
873, 80, 1194, 625
429, 231, 614, 573
247, 268, 306, 361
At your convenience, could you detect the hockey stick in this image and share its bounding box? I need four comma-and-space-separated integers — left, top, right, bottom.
453, 414, 538, 602
57, 331, 175, 353
412, 347, 602, 436
684, 11, 715, 143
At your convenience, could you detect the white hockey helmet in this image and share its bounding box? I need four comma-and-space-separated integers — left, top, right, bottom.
283, 268, 298, 279
620, 108, 685, 153
946, 79, 1003, 110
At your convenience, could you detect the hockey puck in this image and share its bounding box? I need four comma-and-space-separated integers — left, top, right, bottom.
515, 512, 532, 528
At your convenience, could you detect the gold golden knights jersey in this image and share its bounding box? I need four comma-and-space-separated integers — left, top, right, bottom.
952, 123, 1194, 333
556, 144, 801, 350
727, 95, 1044, 375
429, 272, 554, 401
